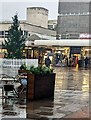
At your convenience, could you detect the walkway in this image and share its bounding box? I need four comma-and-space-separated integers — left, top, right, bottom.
0, 67, 90, 119
27, 67, 90, 119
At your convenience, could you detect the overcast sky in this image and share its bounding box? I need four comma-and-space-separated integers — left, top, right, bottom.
0, 0, 90, 21
0, 0, 58, 21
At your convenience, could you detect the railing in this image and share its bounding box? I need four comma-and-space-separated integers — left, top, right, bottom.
0, 59, 38, 68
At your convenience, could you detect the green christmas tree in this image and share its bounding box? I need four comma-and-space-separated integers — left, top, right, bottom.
2, 14, 27, 58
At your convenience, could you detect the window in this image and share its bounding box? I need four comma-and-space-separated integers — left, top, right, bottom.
5, 31, 9, 37
0, 31, 4, 38
0, 31, 4, 36
24, 31, 28, 36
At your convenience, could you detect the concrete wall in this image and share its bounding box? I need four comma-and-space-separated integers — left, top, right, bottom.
0, 21, 56, 37
57, 14, 89, 34
23, 22, 56, 36
27, 7, 48, 28
0, 22, 11, 30
58, 2, 89, 14
57, 2, 90, 39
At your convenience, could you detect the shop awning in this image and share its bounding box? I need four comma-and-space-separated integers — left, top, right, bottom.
34, 39, 90, 47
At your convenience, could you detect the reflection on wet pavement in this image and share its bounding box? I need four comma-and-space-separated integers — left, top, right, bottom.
0, 90, 26, 119
0, 67, 90, 119
55, 67, 89, 91
26, 67, 89, 119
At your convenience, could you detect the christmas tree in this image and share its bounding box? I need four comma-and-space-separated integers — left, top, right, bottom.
2, 14, 27, 58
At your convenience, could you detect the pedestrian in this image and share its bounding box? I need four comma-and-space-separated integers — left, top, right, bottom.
84, 57, 88, 68
76, 56, 78, 65
45, 56, 51, 67
68, 57, 72, 67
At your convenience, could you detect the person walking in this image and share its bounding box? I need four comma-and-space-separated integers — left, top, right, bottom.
84, 57, 88, 68
45, 56, 51, 67
76, 56, 79, 70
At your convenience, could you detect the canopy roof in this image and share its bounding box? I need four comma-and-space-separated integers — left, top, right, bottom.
27, 33, 56, 41
34, 39, 90, 47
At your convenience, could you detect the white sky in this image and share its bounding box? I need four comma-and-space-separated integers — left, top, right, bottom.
0, 0, 59, 21
0, 0, 90, 21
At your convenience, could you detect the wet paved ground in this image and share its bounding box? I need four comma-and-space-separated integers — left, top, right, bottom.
0, 67, 90, 119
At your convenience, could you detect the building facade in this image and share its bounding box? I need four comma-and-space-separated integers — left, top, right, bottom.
55, 1, 91, 65
0, 7, 56, 58
27, 7, 48, 28
57, 2, 89, 39
48, 20, 57, 30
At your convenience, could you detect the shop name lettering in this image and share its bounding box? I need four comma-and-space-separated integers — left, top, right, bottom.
2, 60, 22, 66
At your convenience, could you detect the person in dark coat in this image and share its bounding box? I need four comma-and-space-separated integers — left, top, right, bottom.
45, 56, 51, 67
84, 57, 88, 68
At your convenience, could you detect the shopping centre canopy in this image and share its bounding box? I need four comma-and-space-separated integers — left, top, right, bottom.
34, 39, 90, 47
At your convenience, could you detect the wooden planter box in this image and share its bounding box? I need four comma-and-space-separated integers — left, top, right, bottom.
27, 73, 56, 100
18, 70, 30, 74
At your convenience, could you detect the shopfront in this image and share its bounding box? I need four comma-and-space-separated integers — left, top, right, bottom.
25, 39, 90, 66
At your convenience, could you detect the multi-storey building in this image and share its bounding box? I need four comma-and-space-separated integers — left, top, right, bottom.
57, 2, 89, 39
55, 1, 91, 64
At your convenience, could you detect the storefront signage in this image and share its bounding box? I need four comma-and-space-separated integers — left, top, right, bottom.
70, 47, 81, 54
79, 33, 91, 39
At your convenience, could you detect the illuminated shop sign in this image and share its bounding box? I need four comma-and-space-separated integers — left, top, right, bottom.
70, 47, 81, 54
79, 33, 91, 39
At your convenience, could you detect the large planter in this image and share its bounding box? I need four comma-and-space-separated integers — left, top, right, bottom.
18, 70, 30, 74
27, 73, 56, 100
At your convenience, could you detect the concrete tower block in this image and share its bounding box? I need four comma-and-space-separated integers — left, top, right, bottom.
27, 7, 48, 28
